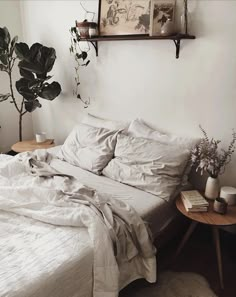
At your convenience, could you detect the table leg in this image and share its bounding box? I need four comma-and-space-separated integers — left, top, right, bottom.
212, 226, 224, 289
175, 221, 198, 257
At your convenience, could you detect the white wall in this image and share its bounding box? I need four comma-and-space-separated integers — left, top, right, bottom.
20, 0, 236, 187
0, 0, 33, 152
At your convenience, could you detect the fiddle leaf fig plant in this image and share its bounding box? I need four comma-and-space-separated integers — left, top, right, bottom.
0, 27, 61, 141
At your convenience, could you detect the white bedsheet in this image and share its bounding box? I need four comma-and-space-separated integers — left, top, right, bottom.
0, 211, 93, 297
50, 158, 177, 238
0, 152, 156, 297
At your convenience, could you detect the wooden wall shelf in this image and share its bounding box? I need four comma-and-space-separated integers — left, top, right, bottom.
80, 34, 196, 59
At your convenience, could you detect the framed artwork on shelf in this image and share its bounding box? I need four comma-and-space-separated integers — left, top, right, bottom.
98, 0, 151, 36
150, 0, 176, 36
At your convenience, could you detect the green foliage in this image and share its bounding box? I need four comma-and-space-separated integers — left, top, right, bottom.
191, 126, 236, 177
15, 42, 61, 112
0, 93, 11, 103
69, 25, 90, 108
0, 26, 62, 140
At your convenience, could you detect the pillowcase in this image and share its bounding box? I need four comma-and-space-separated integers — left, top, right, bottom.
128, 118, 200, 149
102, 134, 190, 201
57, 123, 118, 175
82, 113, 129, 131
127, 119, 201, 185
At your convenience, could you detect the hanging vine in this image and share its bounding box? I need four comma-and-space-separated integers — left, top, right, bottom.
69, 26, 90, 108
69, 3, 96, 108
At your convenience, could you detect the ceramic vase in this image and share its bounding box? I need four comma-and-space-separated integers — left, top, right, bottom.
180, 0, 191, 34
160, 19, 174, 36
205, 176, 220, 200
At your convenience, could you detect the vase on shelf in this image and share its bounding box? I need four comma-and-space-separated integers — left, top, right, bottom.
160, 18, 175, 36
180, 0, 191, 35
205, 176, 220, 200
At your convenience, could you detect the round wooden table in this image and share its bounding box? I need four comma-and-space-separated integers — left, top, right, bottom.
175, 195, 236, 289
11, 139, 55, 153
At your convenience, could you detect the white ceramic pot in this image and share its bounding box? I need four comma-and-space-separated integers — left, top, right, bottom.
35, 132, 46, 143
205, 176, 220, 200
220, 186, 236, 205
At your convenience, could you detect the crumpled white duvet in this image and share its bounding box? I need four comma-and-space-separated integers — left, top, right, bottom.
0, 152, 156, 297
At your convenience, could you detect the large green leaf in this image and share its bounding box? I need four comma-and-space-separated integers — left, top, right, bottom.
15, 78, 36, 101
0, 93, 11, 102
28, 43, 43, 61
24, 99, 42, 112
17, 43, 58, 79
16, 41, 61, 106
0, 28, 7, 50
15, 42, 30, 60
0, 64, 7, 71
20, 68, 34, 80
3, 27, 10, 46
0, 28, 5, 39
28, 78, 43, 89
41, 47, 56, 73
18, 60, 44, 74
39, 82, 61, 100
0, 54, 7, 65
10, 36, 18, 56
28, 44, 56, 75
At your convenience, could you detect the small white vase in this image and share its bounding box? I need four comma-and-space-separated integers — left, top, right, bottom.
205, 176, 220, 200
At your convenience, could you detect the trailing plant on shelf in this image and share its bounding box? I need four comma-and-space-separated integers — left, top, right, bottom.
0, 26, 61, 141
191, 126, 236, 178
69, 3, 96, 108
69, 24, 90, 108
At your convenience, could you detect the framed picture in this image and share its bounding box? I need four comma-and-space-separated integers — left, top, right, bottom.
150, 0, 176, 36
98, 0, 151, 36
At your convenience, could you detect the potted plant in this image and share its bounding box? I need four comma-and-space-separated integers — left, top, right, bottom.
191, 126, 236, 199
69, 3, 96, 108
0, 26, 61, 141
76, 20, 97, 38
69, 24, 91, 108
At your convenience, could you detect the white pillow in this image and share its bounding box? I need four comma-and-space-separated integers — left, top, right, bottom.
128, 118, 200, 149
103, 134, 190, 201
127, 119, 201, 185
82, 113, 129, 131
57, 123, 118, 175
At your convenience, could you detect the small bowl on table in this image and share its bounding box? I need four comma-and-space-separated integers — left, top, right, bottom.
213, 197, 228, 214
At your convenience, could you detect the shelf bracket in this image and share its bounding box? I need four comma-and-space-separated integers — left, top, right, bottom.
173, 39, 181, 59
89, 41, 98, 57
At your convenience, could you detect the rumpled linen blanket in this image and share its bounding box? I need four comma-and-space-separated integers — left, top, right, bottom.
0, 151, 156, 297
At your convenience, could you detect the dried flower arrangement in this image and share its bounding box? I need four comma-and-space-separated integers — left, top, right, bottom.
191, 126, 236, 178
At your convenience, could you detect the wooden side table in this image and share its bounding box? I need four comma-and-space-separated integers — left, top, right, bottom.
11, 139, 55, 153
175, 196, 236, 289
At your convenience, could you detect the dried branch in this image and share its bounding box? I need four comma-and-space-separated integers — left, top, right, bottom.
191, 127, 236, 177
80, 2, 95, 21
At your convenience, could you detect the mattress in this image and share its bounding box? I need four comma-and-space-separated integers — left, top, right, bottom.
50, 156, 177, 238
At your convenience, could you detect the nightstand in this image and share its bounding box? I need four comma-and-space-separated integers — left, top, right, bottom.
11, 139, 55, 153
175, 195, 236, 289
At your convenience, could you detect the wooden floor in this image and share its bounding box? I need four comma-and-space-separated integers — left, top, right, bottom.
120, 223, 236, 297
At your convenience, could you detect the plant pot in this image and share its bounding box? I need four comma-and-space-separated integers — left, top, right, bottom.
76, 21, 97, 38
205, 176, 220, 200
213, 197, 227, 214
160, 19, 175, 36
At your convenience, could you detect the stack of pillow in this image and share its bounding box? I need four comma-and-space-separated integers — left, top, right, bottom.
57, 114, 200, 202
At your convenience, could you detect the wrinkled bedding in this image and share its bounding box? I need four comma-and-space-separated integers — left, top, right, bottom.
0, 152, 156, 297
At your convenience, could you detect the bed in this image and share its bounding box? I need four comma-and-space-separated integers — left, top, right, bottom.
0, 117, 199, 297
49, 153, 177, 238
